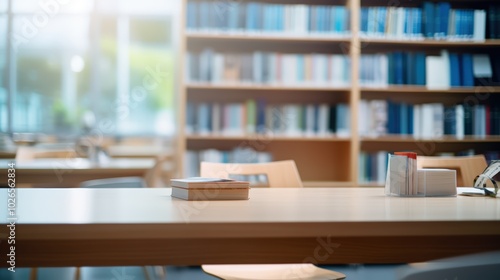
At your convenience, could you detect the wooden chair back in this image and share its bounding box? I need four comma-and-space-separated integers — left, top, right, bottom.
417, 155, 488, 187
200, 160, 303, 188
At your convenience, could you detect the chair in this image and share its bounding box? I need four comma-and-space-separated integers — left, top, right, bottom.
200, 160, 345, 280
200, 160, 303, 188
416, 155, 488, 187
397, 250, 500, 280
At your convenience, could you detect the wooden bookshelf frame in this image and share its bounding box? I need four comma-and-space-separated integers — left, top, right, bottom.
179, 0, 500, 187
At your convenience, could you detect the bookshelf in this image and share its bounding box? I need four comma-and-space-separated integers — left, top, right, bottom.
178, 0, 500, 187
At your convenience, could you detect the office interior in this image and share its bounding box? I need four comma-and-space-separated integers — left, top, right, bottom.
1, 0, 499, 279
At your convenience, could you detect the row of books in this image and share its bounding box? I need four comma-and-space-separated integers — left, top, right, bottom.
358, 151, 388, 185
360, 4, 488, 41
359, 51, 499, 88
184, 147, 272, 178
359, 100, 500, 138
186, 101, 351, 137
186, 1, 350, 36
186, 50, 351, 86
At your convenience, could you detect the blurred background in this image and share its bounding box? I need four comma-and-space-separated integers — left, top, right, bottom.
0, 0, 180, 138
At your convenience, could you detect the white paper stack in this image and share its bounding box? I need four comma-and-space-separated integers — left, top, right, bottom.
418, 169, 457, 196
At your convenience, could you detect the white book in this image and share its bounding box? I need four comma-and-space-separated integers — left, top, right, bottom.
305, 104, 315, 136
455, 104, 465, 139
413, 104, 421, 138
432, 103, 444, 138
212, 53, 224, 83
396, 8, 405, 38
318, 103, 330, 136
330, 55, 344, 86
472, 54, 493, 80
253, 52, 263, 84
377, 151, 388, 185
211, 103, 221, 134
422, 104, 435, 138
473, 10, 486, 42
358, 100, 369, 136
370, 100, 388, 136
284, 104, 301, 136
426, 54, 450, 89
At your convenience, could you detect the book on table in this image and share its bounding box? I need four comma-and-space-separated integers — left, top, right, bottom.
170, 177, 250, 200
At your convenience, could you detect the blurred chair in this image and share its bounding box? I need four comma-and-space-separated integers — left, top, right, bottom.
200, 160, 344, 280
417, 155, 488, 187
397, 251, 500, 280
200, 160, 303, 188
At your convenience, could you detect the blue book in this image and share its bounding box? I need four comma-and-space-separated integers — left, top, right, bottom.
394, 52, 404, 85
449, 53, 461, 87
246, 3, 257, 31
461, 53, 474, 87
387, 101, 395, 134
422, 2, 435, 37
228, 4, 239, 31
377, 7, 386, 34
388, 53, 395, 85
438, 2, 451, 37
400, 103, 408, 135
335, 6, 345, 32
406, 53, 415, 85
360, 7, 369, 33
256, 99, 266, 133
186, 2, 197, 29
415, 52, 426, 86
199, 2, 209, 31
296, 55, 304, 82
277, 5, 284, 32
408, 105, 414, 134
263, 4, 272, 31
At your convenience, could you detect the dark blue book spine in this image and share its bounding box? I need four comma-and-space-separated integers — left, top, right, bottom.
422, 2, 435, 38
415, 52, 426, 86
361, 7, 369, 33
461, 53, 474, 87
449, 53, 461, 87
394, 52, 404, 85
438, 2, 451, 37
408, 105, 414, 135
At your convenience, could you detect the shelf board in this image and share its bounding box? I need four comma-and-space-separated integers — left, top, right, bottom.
187, 83, 351, 92
361, 135, 500, 143
186, 32, 351, 43
186, 134, 351, 142
361, 86, 500, 93
359, 38, 500, 47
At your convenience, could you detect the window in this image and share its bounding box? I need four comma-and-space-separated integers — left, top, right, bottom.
0, 13, 6, 131
2, 0, 179, 136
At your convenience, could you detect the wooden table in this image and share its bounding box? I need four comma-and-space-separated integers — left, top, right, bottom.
0, 187, 499, 267
0, 158, 155, 187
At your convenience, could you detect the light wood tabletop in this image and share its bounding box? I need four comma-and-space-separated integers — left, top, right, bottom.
0, 158, 155, 187
0, 187, 499, 267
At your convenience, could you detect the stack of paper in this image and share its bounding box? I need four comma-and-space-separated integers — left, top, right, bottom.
170, 177, 250, 201
418, 169, 457, 196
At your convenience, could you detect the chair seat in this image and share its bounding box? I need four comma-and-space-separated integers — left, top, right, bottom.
201, 264, 346, 280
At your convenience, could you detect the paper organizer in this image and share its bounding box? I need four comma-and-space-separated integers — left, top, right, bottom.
385, 152, 457, 197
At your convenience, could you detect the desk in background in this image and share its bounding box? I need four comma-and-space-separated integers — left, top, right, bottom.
0, 187, 499, 267
0, 158, 155, 187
